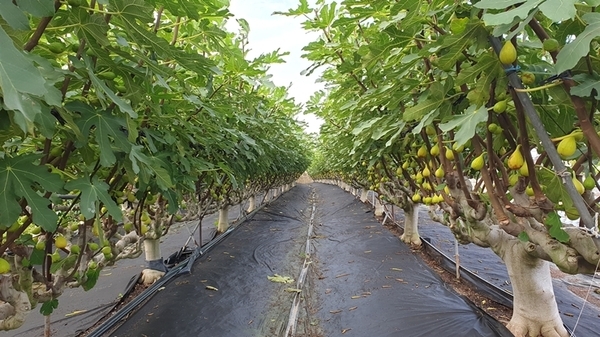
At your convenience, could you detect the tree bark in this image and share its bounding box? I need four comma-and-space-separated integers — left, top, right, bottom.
400, 204, 421, 246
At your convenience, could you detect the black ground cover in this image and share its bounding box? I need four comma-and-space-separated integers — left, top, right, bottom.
108, 183, 512, 336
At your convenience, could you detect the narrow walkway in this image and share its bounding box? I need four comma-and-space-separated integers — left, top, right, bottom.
108, 184, 511, 336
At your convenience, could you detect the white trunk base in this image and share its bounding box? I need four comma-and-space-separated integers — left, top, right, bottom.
360, 190, 369, 203
504, 241, 568, 337
217, 206, 229, 232
374, 199, 384, 217
140, 269, 165, 286
400, 205, 421, 247
247, 196, 256, 213
144, 239, 161, 262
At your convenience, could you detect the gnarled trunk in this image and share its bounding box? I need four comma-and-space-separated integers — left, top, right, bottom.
400, 204, 421, 246
502, 240, 568, 337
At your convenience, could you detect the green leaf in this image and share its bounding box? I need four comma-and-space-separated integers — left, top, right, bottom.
40, 299, 59, 316
437, 21, 488, 71
69, 8, 110, 47
570, 73, 600, 98
480, 0, 543, 27
438, 105, 488, 147
0, 154, 63, 230
539, 0, 577, 22
0, 27, 48, 132
64, 177, 122, 221
517, 231, 530, 242
545, 211, 570, 243
555, 13, 600, 74
83, 56, 136, 118
82, 268, 100, 291
68, 101, 131, 167
538, 169, 573, 210
0, 0, 29, 30
16, 0, 54, 17
474, 0, 526, 8
29, 248, 45, 265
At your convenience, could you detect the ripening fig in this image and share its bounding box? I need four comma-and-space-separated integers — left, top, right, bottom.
417, 145, 427, 158
471, 154, 485, 171
521, 72, 536, 85
525, 186, 534, 196
430, 144, 440, 156
412, 193, 422, 202
508, 174, 519, 186
499, 41, 517, 65
402, 161, 410, 169
573, 177, 585, 195
519, 161, 529, 177
557, 136, 576, 159
55, 236, 68, 249
426, 125, 436, 136
452, 143, 464, 153
435, 167, 444, 178
508, 145, 524, 170
422, 167, 431, 178
445, 147, 455, 160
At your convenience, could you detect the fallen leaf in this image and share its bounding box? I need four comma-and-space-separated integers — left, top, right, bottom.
335, 273, 350, 278
65, 310, 88, 317
330, 309, 342, 314
382, 285, 391, 288
351, 295, 361, 299
285, 288, 302, 293
391, 268, 403, 272
267, 274, 294, 284
342, 328, 351, 334
206, 285, 218, 291
364, 250, 371, 253
349, 306, 357, 311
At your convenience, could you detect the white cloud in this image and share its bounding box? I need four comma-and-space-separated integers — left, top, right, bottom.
227, 0, 324, 133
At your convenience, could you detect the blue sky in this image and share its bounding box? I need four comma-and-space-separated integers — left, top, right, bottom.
227, 0, 324, 133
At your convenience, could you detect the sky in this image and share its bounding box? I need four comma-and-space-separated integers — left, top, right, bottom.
227, 0, 324, 134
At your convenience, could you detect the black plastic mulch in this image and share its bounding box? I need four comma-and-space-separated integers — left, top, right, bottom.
108, 183, 512, 336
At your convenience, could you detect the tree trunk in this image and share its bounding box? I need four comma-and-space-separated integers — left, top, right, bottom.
400, 204, 421, 246
374, 198, 384, 217
247, 195, 256, 213
217, 206, 229, 232
502, 240, 568, 337
360, 189, 369, 203
140, 239, 166, 286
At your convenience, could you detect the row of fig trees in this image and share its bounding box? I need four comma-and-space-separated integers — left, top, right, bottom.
290, 0, 600, 336
0, 0, 309, 331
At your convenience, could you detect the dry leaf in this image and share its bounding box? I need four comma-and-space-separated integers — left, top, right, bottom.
206, 285, 218, 291
267, 274, 294, 284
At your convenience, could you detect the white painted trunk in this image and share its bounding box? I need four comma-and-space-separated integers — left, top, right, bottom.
144, 239, 161, 262
400, 204, 421, 246
247, 195, 256, 213
503, 242, 568, 337
360, 189, 369, 203
272, 188, 279, 198
374, 199, 384, 217
217, 206, 230, 232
